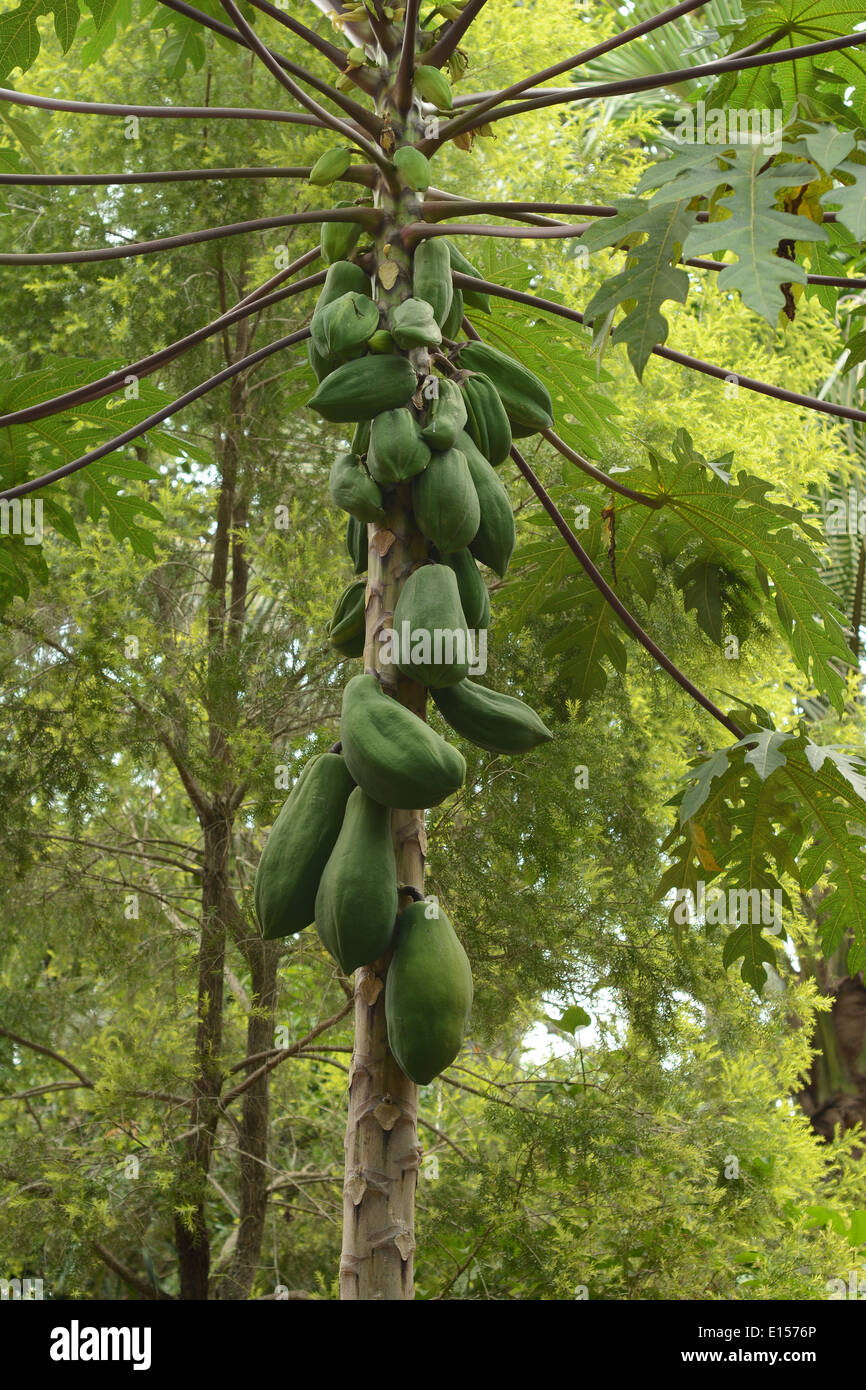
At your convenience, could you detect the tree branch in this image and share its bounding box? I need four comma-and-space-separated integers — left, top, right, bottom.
541, 429, 664, 509
0, 261, 325, 428
457, 313, 744, 736
423, 197, 617, 223
245, 0, 370, 87
217, 0, 388, 166
0, 1081, 91, 1101
0, 207, 378, 266
404, 221, 590, 247
156, 0, 379, 124
450, 272, 866, 426
0, 328, 311, 501
0, 86, 324, 126
393, 0, 421, 116
511, 442, 744, 739
433, 30, 866, 145
0, 1027, 93, 1086
423, 0, 490, 70
0, 165, 375, 188
428, 0, 707, 142
221, 1001, 353, 1105
92, 1241, 174, 1300
26, 831, 202, 875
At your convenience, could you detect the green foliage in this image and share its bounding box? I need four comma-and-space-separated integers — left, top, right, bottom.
662, 724, 866, 987
582, 196, 694, 378
2, 0, 866, 1307
508, 429, 852, 709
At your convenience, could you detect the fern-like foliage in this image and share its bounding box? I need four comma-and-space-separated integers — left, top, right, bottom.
660, 720, 866, 989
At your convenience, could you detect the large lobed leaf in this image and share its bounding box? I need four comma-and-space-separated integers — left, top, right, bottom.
661, 722, 866, 987
505, 429, 852, 711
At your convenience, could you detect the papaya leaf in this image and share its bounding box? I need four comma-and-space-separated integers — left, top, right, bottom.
0, 0, 50, 78
581, 196, 695, 379
708, 0, 866, 113
801, 123, 857, 174
735, 729, 796, 780
662, 729, 866, 986
722, 922, 779, 993
821, 159, 866, 241
683, 151, 826, 326
678, 747, 731, 825
558, 1006, 591, 1033
654, 431, 853, 711
0, 360, 202, 565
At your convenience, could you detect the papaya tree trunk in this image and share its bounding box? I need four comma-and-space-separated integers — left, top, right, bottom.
340, 125, 428, 1300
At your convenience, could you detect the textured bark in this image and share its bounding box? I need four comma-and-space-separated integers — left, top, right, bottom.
175, 808, 231, 1300
214, 920, 279, 1300
340, 165, 427, 1299
176, 307, 254, 1300
797, 973, 866, 1150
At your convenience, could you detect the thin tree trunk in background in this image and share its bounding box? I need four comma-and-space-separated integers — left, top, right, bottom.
215, 922, 279, 1299
797, 970, 866, 1151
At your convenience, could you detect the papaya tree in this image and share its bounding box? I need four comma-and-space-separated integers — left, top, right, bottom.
2, 0, 866, 1301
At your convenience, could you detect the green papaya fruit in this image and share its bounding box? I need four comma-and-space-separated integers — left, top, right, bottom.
389, 297, 442, 350
461, 372, 512, 467
414, 64, 453, 109
394, 145, 432, 191
309, 262, 371, 380
385, 899, 473, 1085
308, 338, 333, 383
309, 356, 417, 423
393, 563, 470, 688
367, 329, 396, 354
443, 239, 491, 314
254, 752, 355, 939
441, 548, 490, 630
321, 202, 363, 264
314, 786, 398, 973
457, 431, 515, 577
352, 418, 371, 457
309, 146, 352, 186
367, 408, 431, 485
420, 377, 467, 450
311, 291, 379, 364
441, 286, 465, 340
340, 673, 466, 809
432, 679, 553, 754
412, 446, 480, 554
329, 452, 385, 523
456, 342, 554, 434
413, 238, 453, 327
313, 260, 371, 319
329, 578, 366, 657
346, 515, 368, 574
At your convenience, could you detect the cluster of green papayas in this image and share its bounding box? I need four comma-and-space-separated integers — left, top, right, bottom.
256, 148, 557, 1081
311, 239, 555, 761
